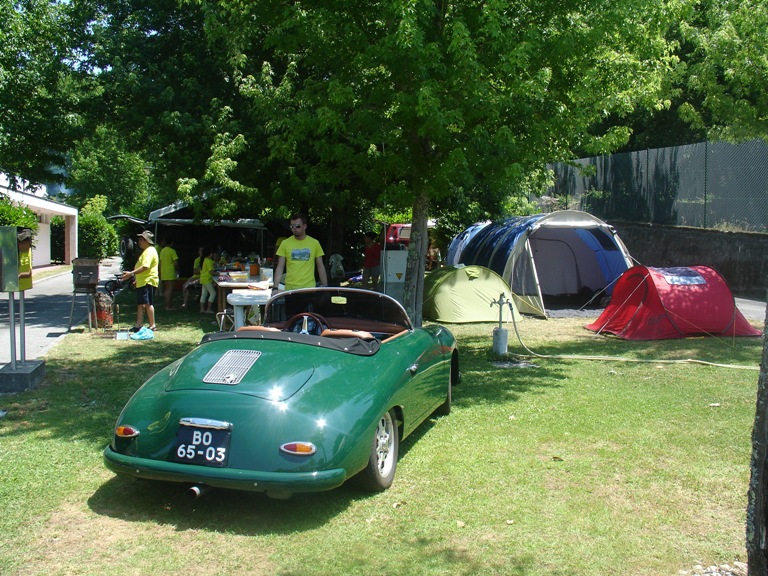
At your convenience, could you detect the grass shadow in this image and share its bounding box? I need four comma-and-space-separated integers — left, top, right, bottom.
87, 475, 365, 534
452, 335, 568, 407
86, 474, 534, 573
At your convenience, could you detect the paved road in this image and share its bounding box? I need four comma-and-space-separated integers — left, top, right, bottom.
547, 297, 766, 323
1, 257, 122, 366
735, 297, 767, 324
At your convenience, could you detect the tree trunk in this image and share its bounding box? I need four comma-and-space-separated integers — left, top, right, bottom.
747, 293, 768, 575
402, 190, 430, 327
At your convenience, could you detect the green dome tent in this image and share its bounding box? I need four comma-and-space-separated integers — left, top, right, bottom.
423, 265, 521, 324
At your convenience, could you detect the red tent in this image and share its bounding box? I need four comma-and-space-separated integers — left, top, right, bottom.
585, 265, 762, 340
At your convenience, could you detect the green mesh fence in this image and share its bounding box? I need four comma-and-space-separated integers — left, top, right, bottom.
550, 139, 768, 232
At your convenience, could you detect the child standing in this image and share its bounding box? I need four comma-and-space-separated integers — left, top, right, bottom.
199, 247, 217, 314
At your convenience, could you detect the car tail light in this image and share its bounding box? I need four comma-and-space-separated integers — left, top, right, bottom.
115, 425, 140, 438
280, 442, 316, 456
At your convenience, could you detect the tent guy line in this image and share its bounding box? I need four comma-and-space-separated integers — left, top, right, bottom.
505, 312, 760, 372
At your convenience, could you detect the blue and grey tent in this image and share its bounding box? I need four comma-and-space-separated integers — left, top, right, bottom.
447, 211, 633, 316
445, 221, 490, 266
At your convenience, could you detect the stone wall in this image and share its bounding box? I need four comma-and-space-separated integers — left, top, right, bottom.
613, 222, 768, 300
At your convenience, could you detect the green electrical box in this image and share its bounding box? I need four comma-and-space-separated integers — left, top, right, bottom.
0, 226, 20, 292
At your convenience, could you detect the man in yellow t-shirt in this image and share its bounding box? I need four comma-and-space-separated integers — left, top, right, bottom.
159, 238, 179, 309
122, 230, 159, 332
273, 213, 328, 293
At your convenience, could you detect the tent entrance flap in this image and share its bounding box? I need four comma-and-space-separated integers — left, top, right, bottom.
509, 238, 546, 317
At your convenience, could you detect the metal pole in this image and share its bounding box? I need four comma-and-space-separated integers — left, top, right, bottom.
524, 238, 547, 317
8, 293, 17, 370
704, 140, 708, 229
646, 148, 652, 223
18, 291, 26, 364
490, 293, 510, 355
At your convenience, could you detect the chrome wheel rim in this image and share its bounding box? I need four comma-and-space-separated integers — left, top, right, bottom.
374, 412, 395, 477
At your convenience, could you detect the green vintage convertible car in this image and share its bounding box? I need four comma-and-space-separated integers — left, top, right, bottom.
103, 287, 459, 499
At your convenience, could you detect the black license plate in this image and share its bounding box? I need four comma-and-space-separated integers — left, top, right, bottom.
172, 426, 231, 467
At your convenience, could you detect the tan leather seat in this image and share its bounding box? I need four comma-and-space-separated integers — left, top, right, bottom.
320, 328, 375, 340
237, 325, 280, 332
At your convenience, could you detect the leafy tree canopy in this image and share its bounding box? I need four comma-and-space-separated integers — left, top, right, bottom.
609, 0, 768, 151
677, 0, 768, 141
0, 194, 38, 231
188, 0, 681, 319
66, 125, 155, 216
0, 0, 91, 185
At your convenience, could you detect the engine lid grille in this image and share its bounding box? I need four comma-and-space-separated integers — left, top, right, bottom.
203, 350, 262, 385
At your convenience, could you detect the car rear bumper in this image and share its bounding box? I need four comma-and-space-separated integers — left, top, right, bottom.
103, 446, 348, 497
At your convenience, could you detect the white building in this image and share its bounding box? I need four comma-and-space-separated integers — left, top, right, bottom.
1, 174, 78, 266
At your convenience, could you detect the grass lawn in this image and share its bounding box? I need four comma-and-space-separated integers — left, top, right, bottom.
32, 264, 72, 282
0, 301, 763, 576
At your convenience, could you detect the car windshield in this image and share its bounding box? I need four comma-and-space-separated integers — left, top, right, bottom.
264, 288, 411, 331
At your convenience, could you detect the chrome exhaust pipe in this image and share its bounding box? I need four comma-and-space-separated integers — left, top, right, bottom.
187, 485, 212, 499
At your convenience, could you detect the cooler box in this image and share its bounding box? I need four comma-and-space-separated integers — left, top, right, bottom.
72, 258, 100, 291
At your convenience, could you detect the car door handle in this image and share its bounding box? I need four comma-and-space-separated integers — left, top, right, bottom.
408, 363, 419, 376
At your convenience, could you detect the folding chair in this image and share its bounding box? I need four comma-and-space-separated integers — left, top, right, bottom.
216, 308, 235, 331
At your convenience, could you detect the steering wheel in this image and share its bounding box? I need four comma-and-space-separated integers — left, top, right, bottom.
286, 312, 330, 336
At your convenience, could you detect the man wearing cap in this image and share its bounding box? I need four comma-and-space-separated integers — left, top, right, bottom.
122, 230, 159, 332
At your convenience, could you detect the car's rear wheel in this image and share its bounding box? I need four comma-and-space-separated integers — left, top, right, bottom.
356, 409, 399, 492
